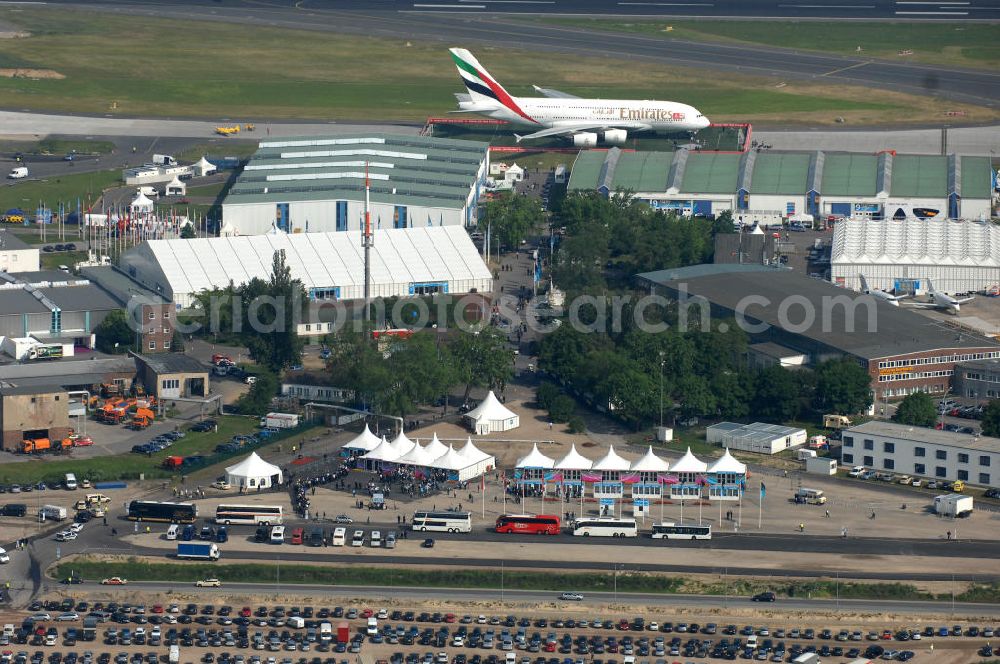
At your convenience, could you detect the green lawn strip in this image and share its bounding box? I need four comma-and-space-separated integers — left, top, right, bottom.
50, 559, 1000, 603
0, 8, 911, 123
533, 19, 1000, 70
40, 249, 86, 270
0, 139, 116, 156
174, 142, 258, 164
0, 169, 122, 213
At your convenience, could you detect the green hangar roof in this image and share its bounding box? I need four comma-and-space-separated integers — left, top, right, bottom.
960, 156, 992, 199
225, 133, 489, 209
891, 155, 947, 197
566, 151, 606, 191
680, 153, 740, 194
821, 154, 877, 197
749, 153, 810, 195
567, 150, 673, 192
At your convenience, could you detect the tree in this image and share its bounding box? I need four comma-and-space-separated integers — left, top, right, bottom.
236, 369, 278, 415
752, 366, 802, 422
180, 223, 196, 239
449, 327, 514, 402
549, 394, 576, 423
479, 192, 543, 252
535, 382, 560, 411
893, 391, 938, 427
390, 333, 457, 416
243, 250, 306, 373
981, 399, 1000, 437
170, 329, 185, 353
94, 309, 134, 354
813, 358, 872, 415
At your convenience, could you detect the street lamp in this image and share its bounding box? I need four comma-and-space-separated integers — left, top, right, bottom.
658, 352, 665, 430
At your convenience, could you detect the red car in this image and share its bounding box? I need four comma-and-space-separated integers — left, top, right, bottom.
72, 436, 94, 447
361, 609, 373, 619
240, 607, 252, 618
618, 620, 630, 631
445, 614, 457, 624
152, 605, 164, 614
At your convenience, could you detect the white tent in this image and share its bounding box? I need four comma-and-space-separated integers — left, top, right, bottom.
422, 433, 449, 461
459, 437, 491, 463
591, 445, 631, 471
630, 446, 670, 472
707, 448, 747, 475
396, 442, 435, 467
457, 437, 496, 478
465, 391, 519, 434
165, 176, 186, 197
389, 431, 415, 457
193, 155, 217, 177
362, 437, 398, 462
342, 424, 381, 453
516, 443, 555, 469
670, 447, 708, 474
554, 443, 593, 470
225, 452, 283, 490
131, 191, 154, 210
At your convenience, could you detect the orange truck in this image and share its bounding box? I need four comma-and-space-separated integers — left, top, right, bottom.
21, 438, 72, 454
131, 407, 155, 429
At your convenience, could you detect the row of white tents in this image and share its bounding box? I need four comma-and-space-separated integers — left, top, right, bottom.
516, 443, 747, 479
343, 426, 496, 482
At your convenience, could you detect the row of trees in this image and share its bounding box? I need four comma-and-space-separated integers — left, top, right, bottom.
894, 390, 1000, 438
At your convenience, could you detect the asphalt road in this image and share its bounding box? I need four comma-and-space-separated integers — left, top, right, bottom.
36, 1, 1000, 107
116, 581, 1000, 616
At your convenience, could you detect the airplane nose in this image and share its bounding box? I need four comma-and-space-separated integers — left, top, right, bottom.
699, 115, 711, 129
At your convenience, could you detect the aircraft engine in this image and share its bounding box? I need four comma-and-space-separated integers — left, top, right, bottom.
572, 132, 598, 148
603, 129, 628, 144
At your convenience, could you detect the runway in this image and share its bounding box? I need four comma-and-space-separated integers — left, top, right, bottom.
31, 1, 1000, 107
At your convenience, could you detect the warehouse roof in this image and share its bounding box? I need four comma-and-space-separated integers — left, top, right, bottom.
821, 154, 877, 197
226, 134, 487, 209
636, 264, 999, 360
749, 152, 810, 195
0, 383, 65, 396
122, 225, 492, 297
681, 153, 740, 194
891, 155, 947, 197
136, 353, 207, 375
846, 420, 1000, 454
566, 150, 673, 192
0, 231, 32, 251
831, 218, 1000, 268
960, 156, 992, 199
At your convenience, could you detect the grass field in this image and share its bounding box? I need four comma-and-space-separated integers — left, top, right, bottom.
0, 138, 115, 156
0, 168, 121, 212
0, 415, 258, 485
174, 141, 257, 163
40, 249, 85, 270
538, 19, 1000, 71
50, 559, 1000, 602
0, 8, 992, 126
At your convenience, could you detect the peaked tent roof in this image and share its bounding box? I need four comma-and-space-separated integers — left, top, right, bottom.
516, 443, 555, 469
423, 433, 449, 460
396, 441, 434, 466
342, 424, 381, 451
389, 431, 415, 457
670, 447, 708, 473
553, 444, 593, 470
225, 451, 281, 477
707, 448, 747, 474
363, 437, 399, 462
430, 445, 469, 471
459, 437, 492, 462
131, 192, 154, 209
195, 156, 216, 171
465, 391, 517, 422
167, 176, 185, 187
630, 446, 670, 472
591, 445, 632, 471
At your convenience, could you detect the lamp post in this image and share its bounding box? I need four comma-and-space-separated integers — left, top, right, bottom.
658, 353, 665, 430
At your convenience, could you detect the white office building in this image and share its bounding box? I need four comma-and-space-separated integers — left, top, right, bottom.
841, 420, 999, 489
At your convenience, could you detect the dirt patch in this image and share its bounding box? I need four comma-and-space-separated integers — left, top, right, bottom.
0, 68, 64, 79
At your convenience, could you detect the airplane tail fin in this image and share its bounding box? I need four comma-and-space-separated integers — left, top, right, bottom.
859, 275, 870, 293
449, 48, 535, 123
926, 278, 936, 293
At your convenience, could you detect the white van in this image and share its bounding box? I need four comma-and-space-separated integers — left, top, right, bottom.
319, 623, 332, 643
795, 487, 827, 505
166, 524, 180, 541
0, 547, 9, 564
366, 617, 378, 637
64, 474, 78, 491
351, 530, 364, 547
370, 531, 381, 548
269, 525, 285, 544
332, 528, 346, 546
7, 167, 27, 180
287, 617, 305, 629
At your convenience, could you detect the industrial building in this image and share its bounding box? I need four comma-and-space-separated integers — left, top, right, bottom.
706, 421, 807, 454
952, 358, 1000, 402
636, 264, 1000, 400
568, 148, 993, 222
0, 384, 72, 451
841, 420, 999, 489
119, 226, 493, 308
134, 352, 208, 399
0, 230, 39, 273
831, 218, 1000, 295
220, 134, 489, 235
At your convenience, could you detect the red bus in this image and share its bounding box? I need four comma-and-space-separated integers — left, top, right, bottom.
495, 514, 561, 535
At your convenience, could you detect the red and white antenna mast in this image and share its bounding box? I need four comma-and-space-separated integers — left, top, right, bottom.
363, 161, 373, 322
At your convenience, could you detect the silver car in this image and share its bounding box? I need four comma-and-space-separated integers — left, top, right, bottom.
559, 592, 584, 601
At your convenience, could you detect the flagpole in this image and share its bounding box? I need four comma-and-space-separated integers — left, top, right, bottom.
481, 473, 485, 522
757, 484, 762, 530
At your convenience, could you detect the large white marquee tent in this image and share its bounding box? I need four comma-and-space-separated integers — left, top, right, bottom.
348, 433, 496, 482
225, 452, 283, 489
465, 391, 519, 434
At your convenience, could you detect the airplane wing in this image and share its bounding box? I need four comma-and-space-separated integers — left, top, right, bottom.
532, 85, 580, 99
516, 122, 651, 142
956, 297, 975, 304
903, 302, 942, 309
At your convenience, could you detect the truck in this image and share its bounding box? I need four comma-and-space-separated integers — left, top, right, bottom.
21, 438, 71, 454
162, 456, 184, 469
27, 344, 63, 361
131, 407, 155, 429
823, 414, 852, 429
39, 505, 68, 521
152, 154, 177, 166
7, 167, 27, 180
934, 494, 973, 518
176, 542, 221, 561
261, 412, 299, 429
168, 645, 180, 664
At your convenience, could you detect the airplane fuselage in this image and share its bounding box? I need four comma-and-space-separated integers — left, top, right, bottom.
469, 97, 710, 133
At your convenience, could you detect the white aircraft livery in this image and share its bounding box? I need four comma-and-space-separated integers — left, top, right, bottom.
449, 48, 710, 145
859, 275, 910, 306
905, 279, 974, 315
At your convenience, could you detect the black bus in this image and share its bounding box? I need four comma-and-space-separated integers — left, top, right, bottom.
126, 500, 197, 523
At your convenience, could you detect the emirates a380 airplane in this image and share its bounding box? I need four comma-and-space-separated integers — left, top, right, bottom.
450, 48, 710, 146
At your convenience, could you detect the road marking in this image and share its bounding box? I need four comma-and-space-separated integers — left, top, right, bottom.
820, 61, 871, 76
896, 1, 969, 3
413, 2, 485, 6
617, 2, 714, 5
894, 9, 969, 13
459, 0, 555, 3
778, 4, 875, 7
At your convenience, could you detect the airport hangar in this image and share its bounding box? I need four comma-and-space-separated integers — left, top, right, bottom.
569, 147, 993, 223
636, 264, 1000, 401
118, 225, 493, 309
831, 218, 1000, 295
219, 134, 489, 236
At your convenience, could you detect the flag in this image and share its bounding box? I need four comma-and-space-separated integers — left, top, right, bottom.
760, 481, 766, 498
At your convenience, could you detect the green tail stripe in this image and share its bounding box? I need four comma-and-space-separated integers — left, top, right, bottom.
451, 52, 482, 81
